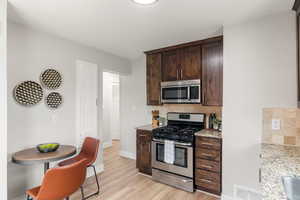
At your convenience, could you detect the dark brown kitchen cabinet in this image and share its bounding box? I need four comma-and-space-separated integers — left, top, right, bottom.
179, 46, 201, 80
145, 36, 223, 106
162, 50, 179, 81
202, 42, 223, 106
195, 135, 222, 195
162, 46, 201, 82
136, 129, 152, 176
147, 53, 162, 105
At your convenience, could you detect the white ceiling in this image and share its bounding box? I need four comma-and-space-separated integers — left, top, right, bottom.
8, 0, 294, 60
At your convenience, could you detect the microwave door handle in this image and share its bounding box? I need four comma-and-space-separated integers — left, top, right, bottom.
188, 86, 191, 101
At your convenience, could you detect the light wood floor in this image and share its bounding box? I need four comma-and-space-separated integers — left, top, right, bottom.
71, 140, 219, 200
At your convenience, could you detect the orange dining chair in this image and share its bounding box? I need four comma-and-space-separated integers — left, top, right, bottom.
26, 159, 87, 200
58, 137, 100, 199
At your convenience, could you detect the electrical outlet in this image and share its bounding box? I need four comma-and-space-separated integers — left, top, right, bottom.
272, 119, 281, 130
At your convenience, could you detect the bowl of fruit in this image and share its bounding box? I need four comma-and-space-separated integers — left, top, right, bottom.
37, 143, 60, 153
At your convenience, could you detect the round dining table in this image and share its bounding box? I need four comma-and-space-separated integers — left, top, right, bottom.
12, 145, 77, 174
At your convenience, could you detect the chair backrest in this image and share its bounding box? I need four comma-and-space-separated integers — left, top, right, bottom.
79, 137, 100, 166
37, 159, 87, 200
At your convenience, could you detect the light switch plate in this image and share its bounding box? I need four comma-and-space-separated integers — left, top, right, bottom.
272, 119, 281, 130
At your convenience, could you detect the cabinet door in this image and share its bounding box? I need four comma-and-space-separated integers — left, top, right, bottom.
136, 130, 152, 175
147, 53, 162, 105
162, 50, 179, 81
179, 46, 201, 80
202, 42, 223, 106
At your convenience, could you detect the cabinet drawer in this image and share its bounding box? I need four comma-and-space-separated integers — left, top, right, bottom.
195, 169, 220, 193
196, 158, 220, 173
196, 136, 221, 150
196, 148, 220, 162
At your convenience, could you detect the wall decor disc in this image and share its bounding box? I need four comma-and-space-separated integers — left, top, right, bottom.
14, 81, 43, 106
40, 69, 62, 90
46, 92, 63, 109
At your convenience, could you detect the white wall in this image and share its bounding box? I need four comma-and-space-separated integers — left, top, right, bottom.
0, 0, 7, 199
120, 57, 152, 158
7, 22, 131, 199
222, 11, 297, 198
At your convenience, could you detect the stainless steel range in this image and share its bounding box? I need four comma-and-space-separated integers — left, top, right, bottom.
152, 112, 205, 192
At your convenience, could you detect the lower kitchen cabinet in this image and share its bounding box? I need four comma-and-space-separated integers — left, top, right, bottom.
195, 135, 222, 195
136, 129, 152, 175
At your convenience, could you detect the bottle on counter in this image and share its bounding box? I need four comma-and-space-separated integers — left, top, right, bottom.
152, 110, 160, 128
208, 113, 215, 129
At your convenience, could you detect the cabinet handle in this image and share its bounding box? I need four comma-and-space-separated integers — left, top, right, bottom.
259, 168, 261, 183
180, 69, 183, 79
201, 153, 212, 157
148, 143, 151, 153
201, 142, 214, 146
199, 179, 212, 183
200, 165, 213, 169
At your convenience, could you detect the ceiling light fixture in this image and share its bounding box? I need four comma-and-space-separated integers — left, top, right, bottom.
132, 0, 158, 5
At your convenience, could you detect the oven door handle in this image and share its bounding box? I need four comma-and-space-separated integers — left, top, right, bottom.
181, 179, 193, 183
152, 139, 193, 147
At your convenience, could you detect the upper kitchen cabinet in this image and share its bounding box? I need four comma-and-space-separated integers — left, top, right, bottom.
145, 36, 223, 106
162, 46, 201, 81
202, 41, 223, 106
179, 46, 201, 80
162, 50, 180, 81
147, 53, 162, 105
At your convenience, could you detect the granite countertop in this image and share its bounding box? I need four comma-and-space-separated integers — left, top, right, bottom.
136, 125, 160, 131
194, 129, 222, 139
261, 143, 300, 200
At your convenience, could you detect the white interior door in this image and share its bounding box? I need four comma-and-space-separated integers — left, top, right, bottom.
76, 60, 98, 148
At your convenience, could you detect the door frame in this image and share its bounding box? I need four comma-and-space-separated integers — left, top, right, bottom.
0, 0, 7, 199
102, 71, 121, 148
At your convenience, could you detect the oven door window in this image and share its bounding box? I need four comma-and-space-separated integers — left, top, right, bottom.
174, 147, 187, 167
162, 87, 188, 100
156, 143, 165, 162
156, 144, 188, 168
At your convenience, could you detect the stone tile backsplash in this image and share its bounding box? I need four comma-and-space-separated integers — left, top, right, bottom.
263, 108, 300, 146
152, 104, 222, 119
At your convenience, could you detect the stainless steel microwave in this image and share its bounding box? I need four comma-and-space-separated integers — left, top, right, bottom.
161, 79, 201, 104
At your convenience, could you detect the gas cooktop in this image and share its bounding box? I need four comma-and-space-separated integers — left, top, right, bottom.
152, 113, 205, 144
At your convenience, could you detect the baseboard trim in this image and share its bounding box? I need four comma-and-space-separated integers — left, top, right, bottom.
103, 141, 112, 149
119, 151, 136, 160
221, 194, 234, 200
12, 196, 23, 200
195, 190, 220, 198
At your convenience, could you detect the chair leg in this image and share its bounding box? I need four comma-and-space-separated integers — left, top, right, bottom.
80, 186, 85, 200
92, 165, 100, 195
65, 197, 69, 200
81, 165, 100, 199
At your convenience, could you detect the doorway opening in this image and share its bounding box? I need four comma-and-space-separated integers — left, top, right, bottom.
102, 71, 120, 151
